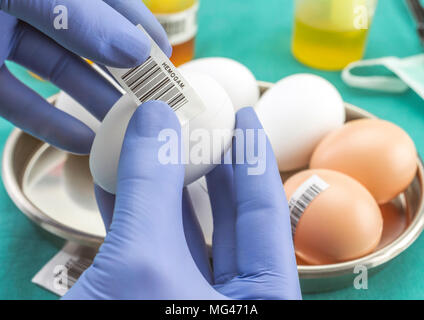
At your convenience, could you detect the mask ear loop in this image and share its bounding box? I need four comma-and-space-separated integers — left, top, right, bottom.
342, 57, 410, 93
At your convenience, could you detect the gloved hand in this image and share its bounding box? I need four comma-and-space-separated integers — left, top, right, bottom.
64, 103, 302, 300
0, 0, 171, 154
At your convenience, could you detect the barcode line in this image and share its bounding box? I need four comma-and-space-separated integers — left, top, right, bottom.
121, 56, 188, 112
151, 81, 174, 101
122, 57, 154, 84
137, 73, 167, 101
131, 67, 161, 93
125, 65, 149, 87
289, 183, 325, 237
143, 77, 171, 101
160, 20, 187, 37
57, 258, 92, 289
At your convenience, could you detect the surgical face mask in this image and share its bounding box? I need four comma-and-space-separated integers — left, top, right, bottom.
342, 54, 424, 100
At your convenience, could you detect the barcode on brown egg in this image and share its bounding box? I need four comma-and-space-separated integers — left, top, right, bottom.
289, 175, 329, 237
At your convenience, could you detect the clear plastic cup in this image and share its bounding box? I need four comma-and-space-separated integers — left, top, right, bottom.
292, 0, 378, 70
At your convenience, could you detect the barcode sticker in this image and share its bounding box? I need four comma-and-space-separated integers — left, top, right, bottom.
155, 2, 199, 46
288, 175, 329, 237
32, 242, 97, 296
107, 24, 205, 125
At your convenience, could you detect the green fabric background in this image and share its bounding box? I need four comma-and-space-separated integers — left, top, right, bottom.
1, 0, 423, 299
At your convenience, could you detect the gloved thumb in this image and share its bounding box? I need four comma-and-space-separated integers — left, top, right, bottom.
110, 101, 185, 241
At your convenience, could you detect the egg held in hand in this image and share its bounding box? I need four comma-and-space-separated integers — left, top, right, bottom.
256, 74, 345, 172
90, 71, 235, 194
55, 91, 100, 132
284, 169, 383, 265
310, 119, 418, 204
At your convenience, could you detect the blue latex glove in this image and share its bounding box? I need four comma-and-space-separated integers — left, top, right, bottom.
0, 1, 213, 293
0, 0, 171, 154
64, 103, 302, 300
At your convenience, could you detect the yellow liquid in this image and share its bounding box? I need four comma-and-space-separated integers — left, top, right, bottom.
143, 0, 197, 66
143, 0, 196, 13
292, 1, 371, 70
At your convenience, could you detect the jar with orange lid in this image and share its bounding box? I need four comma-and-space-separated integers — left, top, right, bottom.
143, 0, 199, 66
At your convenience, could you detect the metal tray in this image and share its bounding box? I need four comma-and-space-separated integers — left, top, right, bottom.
2, 81, 424, 293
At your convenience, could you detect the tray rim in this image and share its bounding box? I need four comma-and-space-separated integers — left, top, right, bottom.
1, 95, 104, 247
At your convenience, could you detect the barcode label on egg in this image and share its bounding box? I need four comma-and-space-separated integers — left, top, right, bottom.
107, 24, 205, 125
120, 57, 188, 111
288, 175, 329, 237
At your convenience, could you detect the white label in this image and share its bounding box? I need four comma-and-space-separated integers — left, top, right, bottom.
155, 2, 199, 46
32, 242, 96, 296
288, 175, 329, 237
107, 24, 205, 125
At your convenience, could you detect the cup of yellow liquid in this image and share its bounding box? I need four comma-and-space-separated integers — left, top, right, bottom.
292, 0, 378, 70
143, 0, 199, 66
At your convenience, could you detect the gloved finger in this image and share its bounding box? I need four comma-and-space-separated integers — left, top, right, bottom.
109, 101, 221, 297
94, 185, 115, 232
232, 107, 299, 283
182, 189, 213, 284
0, 65, 94, 154
0, 10, 17, 64
1, 0, 151, 68
10, 23, 121, 120
103, 0, 172, 57
112, 101, 185, 242
205, 158, 238, 284
94, 182, 213, 283
108, 102, 221, 298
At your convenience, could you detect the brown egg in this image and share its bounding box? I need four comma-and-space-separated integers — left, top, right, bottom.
376, 202, 409, 250
310, 119, 417, 204
296, 255, 310, 266
284, 169, 383, 265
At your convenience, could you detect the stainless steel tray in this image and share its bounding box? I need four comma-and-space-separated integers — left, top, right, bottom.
2, 81, 423, 293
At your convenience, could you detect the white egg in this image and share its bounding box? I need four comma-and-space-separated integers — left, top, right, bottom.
179, 57, 260, 112
256, 74, 345, 171
90, 71, 235, 194
55, 91, 100, 132
186, 177, 213, 247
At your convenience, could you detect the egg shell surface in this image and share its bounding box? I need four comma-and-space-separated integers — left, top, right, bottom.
310, 119, 418, 204
89, 71, 235, 194
179, 57, 259, 112
256, 74, 345, 171
55, 91, 100, 132
284, 169, 383, 265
